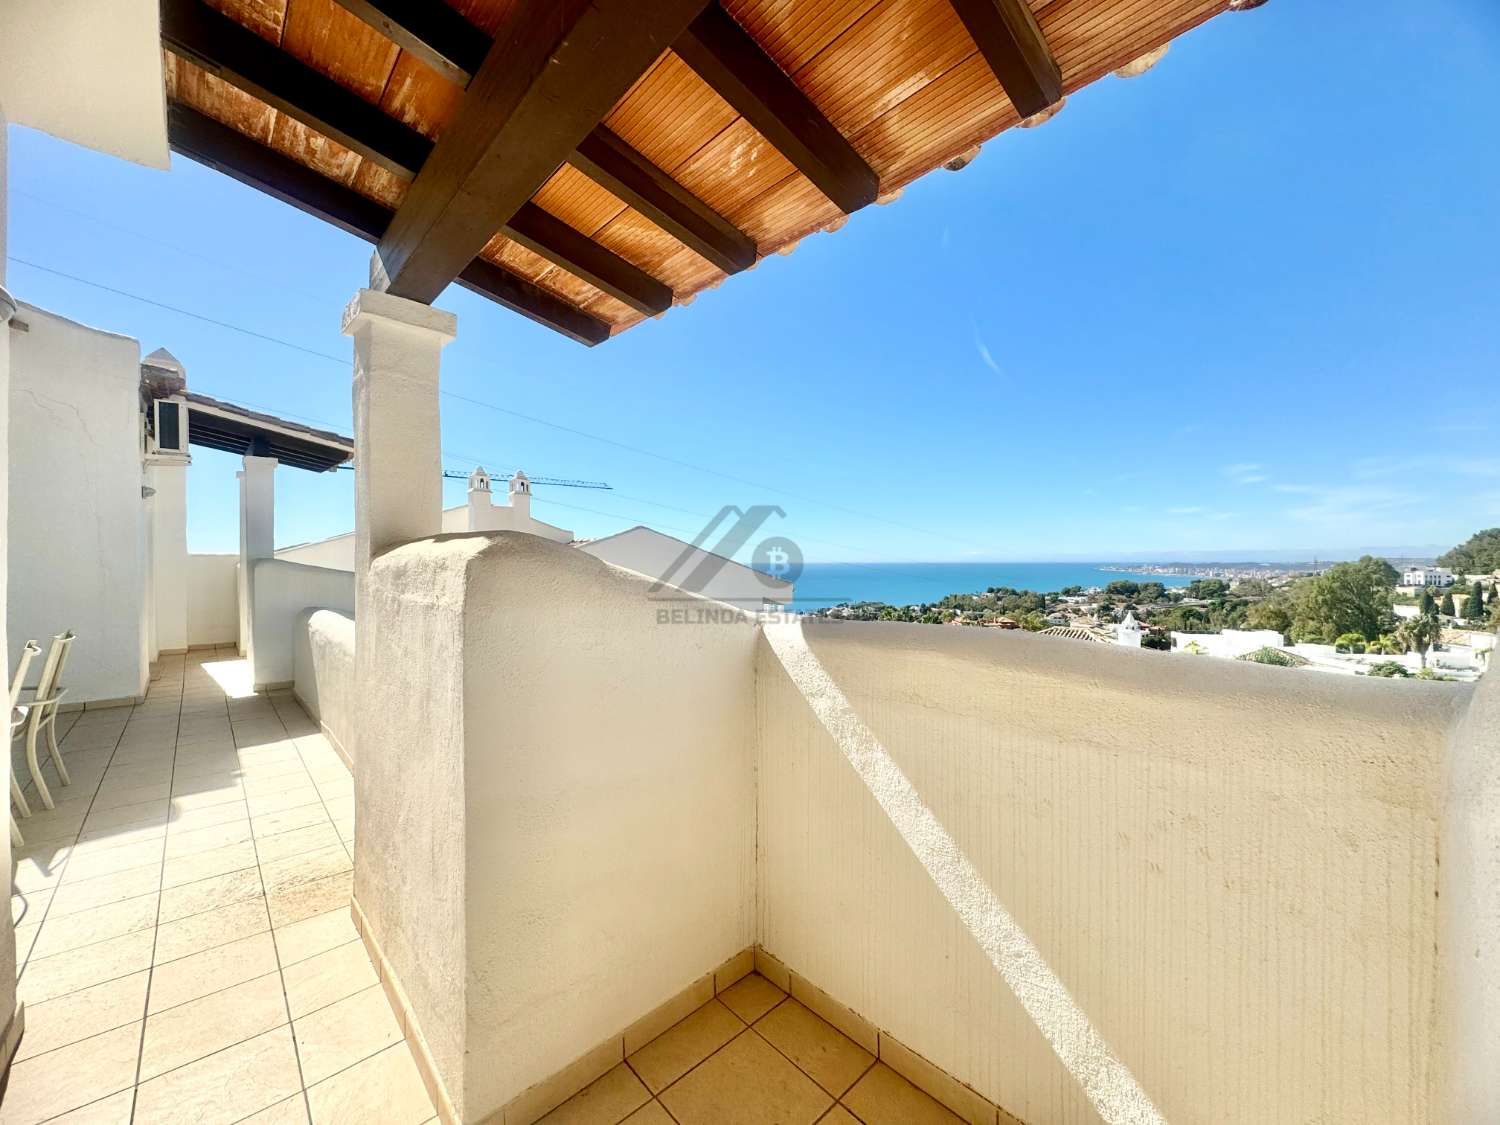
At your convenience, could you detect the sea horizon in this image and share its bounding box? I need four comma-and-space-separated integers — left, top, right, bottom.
783, 561, 1205, 613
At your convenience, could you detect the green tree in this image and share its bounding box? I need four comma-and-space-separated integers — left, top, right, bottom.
1397, 613, 1439, 669
1468, 581, 1486, 624
1365, 556, 1400, 585
1334, 632, 1366, 654
1438, 528, 1500, 574
1186, 578, 1229, 600
1245, 592, 1295, 635
1366, 660, 1412, 679
1418, 589, 1437, 618
1440, 591, 1456, 616
1367, 633, 1402, 655
1294, 558, 1398, 641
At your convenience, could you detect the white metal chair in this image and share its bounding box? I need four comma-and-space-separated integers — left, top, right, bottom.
15, 631, 76, 811
9, 640, 43, 846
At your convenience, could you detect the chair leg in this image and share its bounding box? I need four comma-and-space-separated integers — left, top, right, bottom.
10, 772, 31, 819
10, 815, 22, 849
26, 719, 54, 811
46, 717, 70, 786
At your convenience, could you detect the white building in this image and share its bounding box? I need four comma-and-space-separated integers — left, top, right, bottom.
1402, 566, 1456, 587
1171, 629, 1288, 659
1115, 611, 1142, 647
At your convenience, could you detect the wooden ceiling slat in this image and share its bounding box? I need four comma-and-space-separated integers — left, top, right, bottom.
674, 4, 879, 215
206, 0, 286, 44
324, 0, 486, 85
673, 120, 803, 239
505, 203, 673, 316
570, 128, 758, 273
167, 99, 609, 344
948, 0, 1062, 118
793, 0, 974, 138
279, 0, 399, 106
373, 0, 712, 304
722, 0, 881, 75
163, 0, 432, 176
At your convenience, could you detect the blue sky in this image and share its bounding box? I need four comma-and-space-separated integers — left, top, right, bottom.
6, 0, 1499, 563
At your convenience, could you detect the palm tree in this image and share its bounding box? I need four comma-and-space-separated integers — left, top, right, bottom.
1367, 633, 1401, 656
1397, 614, 1439, 670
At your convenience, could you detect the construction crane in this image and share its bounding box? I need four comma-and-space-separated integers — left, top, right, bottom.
439, 469, 611, 490
339, 465, 612, 490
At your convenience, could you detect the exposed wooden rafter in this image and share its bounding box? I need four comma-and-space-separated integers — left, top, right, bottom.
673, 4, 879, 215
165, 102, 610, 346
325, 0, 486, 87
163, 0, 672, 315
373, 0, 711, 305
947, 0, 1062, 119
326, 0, 757, 277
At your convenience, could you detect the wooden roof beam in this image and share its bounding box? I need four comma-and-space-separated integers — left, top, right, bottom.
166, 102, 609, 346
947, 0, 1061, 119
325, 0, 486, 87
321, 0, 758, 275
162, 0, 670, 315
673, 4, 878, 215
372, 0, 711, 306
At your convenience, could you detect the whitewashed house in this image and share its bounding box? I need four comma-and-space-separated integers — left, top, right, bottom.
1402, 565, 1457, 587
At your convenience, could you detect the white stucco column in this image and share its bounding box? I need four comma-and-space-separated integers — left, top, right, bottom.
149, 459, 190, 654
241, 454, 276, 677
0, 97, 21, 1074
341, 289, 456, 608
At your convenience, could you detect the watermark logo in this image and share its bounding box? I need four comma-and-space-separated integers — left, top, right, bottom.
648, 505, 803, 603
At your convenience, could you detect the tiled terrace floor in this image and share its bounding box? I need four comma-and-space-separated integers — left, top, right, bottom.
5, 648, 435, 1125
540, 973, 964, 1125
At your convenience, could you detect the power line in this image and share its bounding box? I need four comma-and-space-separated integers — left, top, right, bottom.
8, 257, 988, 553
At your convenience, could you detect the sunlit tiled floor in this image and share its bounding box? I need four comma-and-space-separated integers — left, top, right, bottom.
6, 648, 436, 1125
540, 972, 964, 1125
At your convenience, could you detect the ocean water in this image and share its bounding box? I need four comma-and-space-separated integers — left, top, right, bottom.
787, 562, 1193, 612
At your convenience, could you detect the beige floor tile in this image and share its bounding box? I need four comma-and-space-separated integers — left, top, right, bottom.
75, 821, 170, 851
141, 971, 290, 1080
273, 906, 359, 966
260, 844, 351, 893
133, 1025, 303, 1125
538, 1063, 651, 1125
719, 972, 786, 1024
293, 983, 405, 1085
29, 892, 160, 959
161, 838, 258, 889
817, 1108, 861, 1125
166, 799, 250, 832
148, 930, 281, 1014
256, 822, 342, 864
90, 779, 172, 811
306, 1043, 434, 1125
158, 866, 265, 923
619, 1104, 674, 1125
252, 803, 332, 839
15, 970, 150, 1061
282, 940, 378, 1018
60, 837, 165, 883
239, 1095, 312, 1124
0, 1021, 142, 1124
627, 999, 744, 1093
19, 928, 155, 1005
43, 1088, 136, 1124
842, 1064, 964, 1125
755, 999, 873, 1096
46, 867, 159, 920
154, 895, 271, 963
164, 818, 255, 860
268, 869, 352, 928
658, 1030, 831, 1125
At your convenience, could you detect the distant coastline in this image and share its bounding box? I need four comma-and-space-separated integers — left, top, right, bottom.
787, 561, 1195, 613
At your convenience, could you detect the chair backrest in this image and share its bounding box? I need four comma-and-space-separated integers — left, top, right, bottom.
9, 641, 42, 711
34, 632, 76, 704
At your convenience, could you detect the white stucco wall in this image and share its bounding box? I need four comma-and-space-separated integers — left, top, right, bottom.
7, 303, 147, 703
186, 553, 238, 647
1, 105, 17, 1059
277, 505, 471, 572
356, 532, 756, 1122
756, 621, 1467, 1125
0, 1, 168, 168
578, 525, 793, 609
247, 557, 354, 688
1438, 631, 1500, 1123
293, 608, 355, 761
1170, 628, 1286, 658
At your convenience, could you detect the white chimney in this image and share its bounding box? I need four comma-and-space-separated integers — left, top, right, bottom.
509, 470, 531, 520
466, 466, 493, 531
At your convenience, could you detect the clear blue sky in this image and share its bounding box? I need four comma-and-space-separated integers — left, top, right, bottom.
6, 0, 1498, 563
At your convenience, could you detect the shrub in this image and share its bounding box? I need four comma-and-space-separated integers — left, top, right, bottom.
1366, 660, 1411, 678
1334, 632, 1366, 654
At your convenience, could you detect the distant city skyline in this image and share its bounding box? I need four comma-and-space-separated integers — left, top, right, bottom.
7, 0, 1498, 563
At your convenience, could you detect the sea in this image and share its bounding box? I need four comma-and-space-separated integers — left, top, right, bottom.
786, 562, 1194, 613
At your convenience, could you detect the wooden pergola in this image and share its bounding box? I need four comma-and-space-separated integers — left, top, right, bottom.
162, 0, 1234, 346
